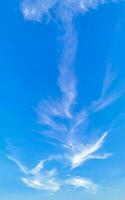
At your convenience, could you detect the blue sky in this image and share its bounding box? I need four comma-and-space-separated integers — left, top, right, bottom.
0, 1, 125, 200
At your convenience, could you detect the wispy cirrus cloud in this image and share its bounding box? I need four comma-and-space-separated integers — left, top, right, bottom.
91, 66, 123, 112
69, 131, 112, 169
8, 156, 61, 192
8, 155, 29, 174
7, 0, 124, 193
8, 156, 98, 193
66, 177, 98, 192
21, 176, 60, 192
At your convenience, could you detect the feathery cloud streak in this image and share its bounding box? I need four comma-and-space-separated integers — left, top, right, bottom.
69, 131, 112, 169
91, 66, 123, 112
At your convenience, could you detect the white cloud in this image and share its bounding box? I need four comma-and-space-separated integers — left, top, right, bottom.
91, 67, 123, 112
8, 156, 61, 192
21, 0, 109, 22
8, 156, 99, 192
7, 156, 29, 175
31, 160, 45, 175
21, 176, 60, 192
21, 0, 57, 22
22, 177, 42, 189
69, 131, 111, 168
101, 66, 117, 98
35, 16, 78, 145
66, 177, 98, 192
36, 21, 77, 124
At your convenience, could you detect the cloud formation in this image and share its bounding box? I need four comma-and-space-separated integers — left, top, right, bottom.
7, 0, 124, 193
8, 155, 98, 192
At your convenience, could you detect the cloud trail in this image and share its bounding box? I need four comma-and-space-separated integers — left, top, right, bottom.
8, 0, 124, 193
91, 66, 123, 112
37, 23, 77, 125
8, 155, 29, 175
58, 23, 77, 118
